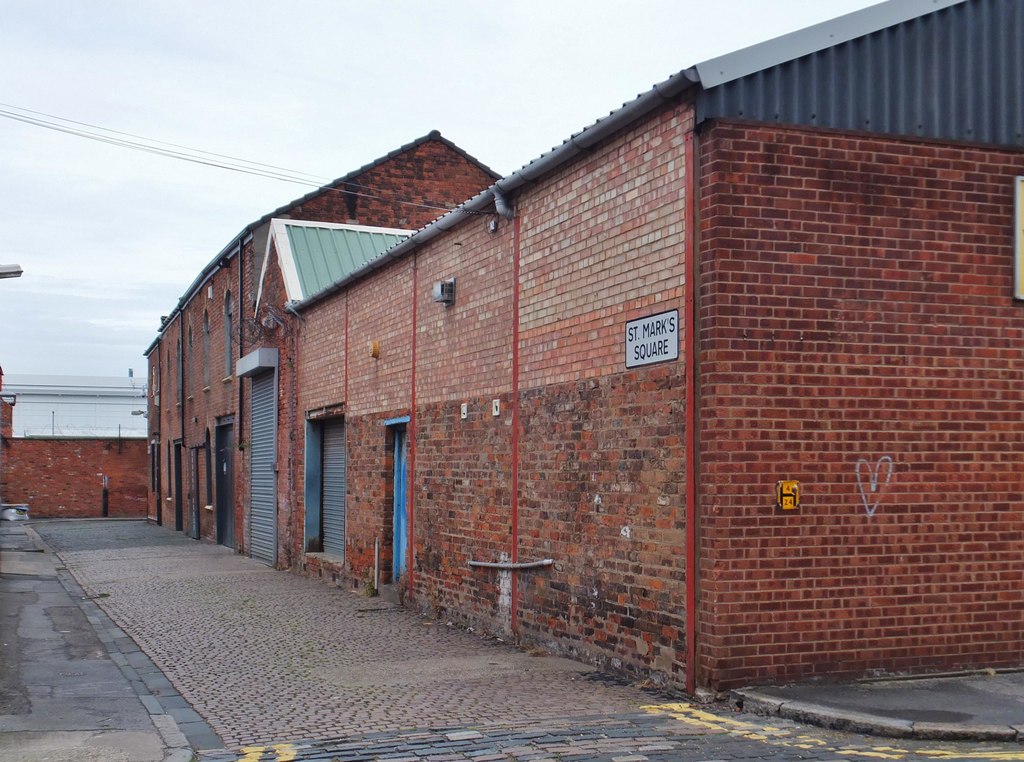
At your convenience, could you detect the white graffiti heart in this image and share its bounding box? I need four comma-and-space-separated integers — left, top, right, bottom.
856, 455, 894, 517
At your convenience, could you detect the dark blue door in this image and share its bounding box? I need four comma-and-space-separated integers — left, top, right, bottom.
392, 427, 408, 581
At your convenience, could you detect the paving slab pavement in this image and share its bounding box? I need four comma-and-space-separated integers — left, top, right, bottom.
0, 518, 217, 761
735, 671, 1024, 741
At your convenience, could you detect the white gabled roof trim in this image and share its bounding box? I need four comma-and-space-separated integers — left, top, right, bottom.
273, 218, 415, 237
259, 219, 304, 309
257, 218, 418, 312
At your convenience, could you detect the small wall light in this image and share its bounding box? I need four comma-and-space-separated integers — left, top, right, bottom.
369, 340, 381, 359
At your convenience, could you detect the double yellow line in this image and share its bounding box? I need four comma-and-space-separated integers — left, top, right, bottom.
641, 702, 1024, 761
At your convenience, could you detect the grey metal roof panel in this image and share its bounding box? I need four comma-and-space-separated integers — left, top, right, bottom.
698, 0, 1024, 147
695, 0, 965, 88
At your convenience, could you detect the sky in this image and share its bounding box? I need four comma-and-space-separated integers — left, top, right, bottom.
0, 0, 883, 379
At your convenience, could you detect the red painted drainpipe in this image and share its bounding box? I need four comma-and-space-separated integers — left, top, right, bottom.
408, 253, 418, 598
684, 130, 699, 695
344, 297, 349, 404
510, 215, 522, 633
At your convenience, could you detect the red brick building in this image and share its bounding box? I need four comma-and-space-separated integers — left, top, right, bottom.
148, 0, 1024, 693
144, 132, 499, 545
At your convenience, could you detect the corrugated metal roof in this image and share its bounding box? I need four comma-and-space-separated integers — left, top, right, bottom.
263, 220, 413, 305
699, 0, 1024, 147
288, 225, 410, 300
694, 0, 965, 88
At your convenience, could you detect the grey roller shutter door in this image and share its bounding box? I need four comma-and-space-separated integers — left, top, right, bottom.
249, 371, 277, 566
321, 420, 347, 559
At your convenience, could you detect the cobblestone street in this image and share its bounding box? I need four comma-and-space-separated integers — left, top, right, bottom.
31, 521, 679, 750
30, 520, 1024, 762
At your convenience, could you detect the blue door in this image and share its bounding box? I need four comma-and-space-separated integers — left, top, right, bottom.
392, 427, 408, 581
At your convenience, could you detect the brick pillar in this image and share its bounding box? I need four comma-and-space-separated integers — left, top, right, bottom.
0, 398, 10, 438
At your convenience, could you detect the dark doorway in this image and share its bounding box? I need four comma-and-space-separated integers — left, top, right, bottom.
152, 442, 163, 525
173, 441, 183, 532
190, 446, 201, 540
215, 421, 235, 549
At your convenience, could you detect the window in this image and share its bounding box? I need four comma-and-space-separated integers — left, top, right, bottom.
187, 326, 194, 396
224, 291, 233, 378
202, 310, 210, 387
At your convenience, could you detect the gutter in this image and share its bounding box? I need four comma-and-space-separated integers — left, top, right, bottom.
291, 68, 700, 313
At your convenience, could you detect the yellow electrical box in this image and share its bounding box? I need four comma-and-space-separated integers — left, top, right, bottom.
776, 480, 800, 511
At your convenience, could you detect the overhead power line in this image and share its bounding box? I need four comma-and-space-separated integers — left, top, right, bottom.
0, 102, 331, 182
0, 102, 466, 216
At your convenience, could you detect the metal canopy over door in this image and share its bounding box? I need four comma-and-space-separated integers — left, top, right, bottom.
215, 422, 235, 549
321, 420, 347, 558
392, 426, 408, 581
249, 371, 277, 565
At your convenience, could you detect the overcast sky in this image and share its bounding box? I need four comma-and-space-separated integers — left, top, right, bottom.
0, 0, 883, 379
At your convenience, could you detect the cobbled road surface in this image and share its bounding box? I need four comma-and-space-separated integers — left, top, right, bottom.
32, 520, 1024, 762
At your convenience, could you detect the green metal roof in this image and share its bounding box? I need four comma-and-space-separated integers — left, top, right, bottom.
284, 224, 411, 300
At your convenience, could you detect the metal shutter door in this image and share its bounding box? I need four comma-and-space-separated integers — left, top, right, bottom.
249, 371, 277, 565
321, 420, 347, 558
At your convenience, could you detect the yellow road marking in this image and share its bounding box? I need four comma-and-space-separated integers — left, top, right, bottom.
641, 702, 1024, 762
235, 744, 298, 762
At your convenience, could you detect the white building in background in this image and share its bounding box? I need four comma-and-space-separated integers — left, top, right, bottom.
1, 374, 147, 439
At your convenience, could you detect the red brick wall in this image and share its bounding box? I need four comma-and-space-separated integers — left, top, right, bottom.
300, 101, 695, 684
285, 137, 496, 230
410, 216, 516, 624
323, 257, 415, 578
512, 102, 692, 680
343, 411, 404, 583
3, 437, 148, 517
697, 120, 1024, 689
414, 391, 515, 625
270, 102, 696, 687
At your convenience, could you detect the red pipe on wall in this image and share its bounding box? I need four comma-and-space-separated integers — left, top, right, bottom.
683, 130, 699, 695
408, 253, 418, 598
510, 215, 522, 633
344, 297, 349, 405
